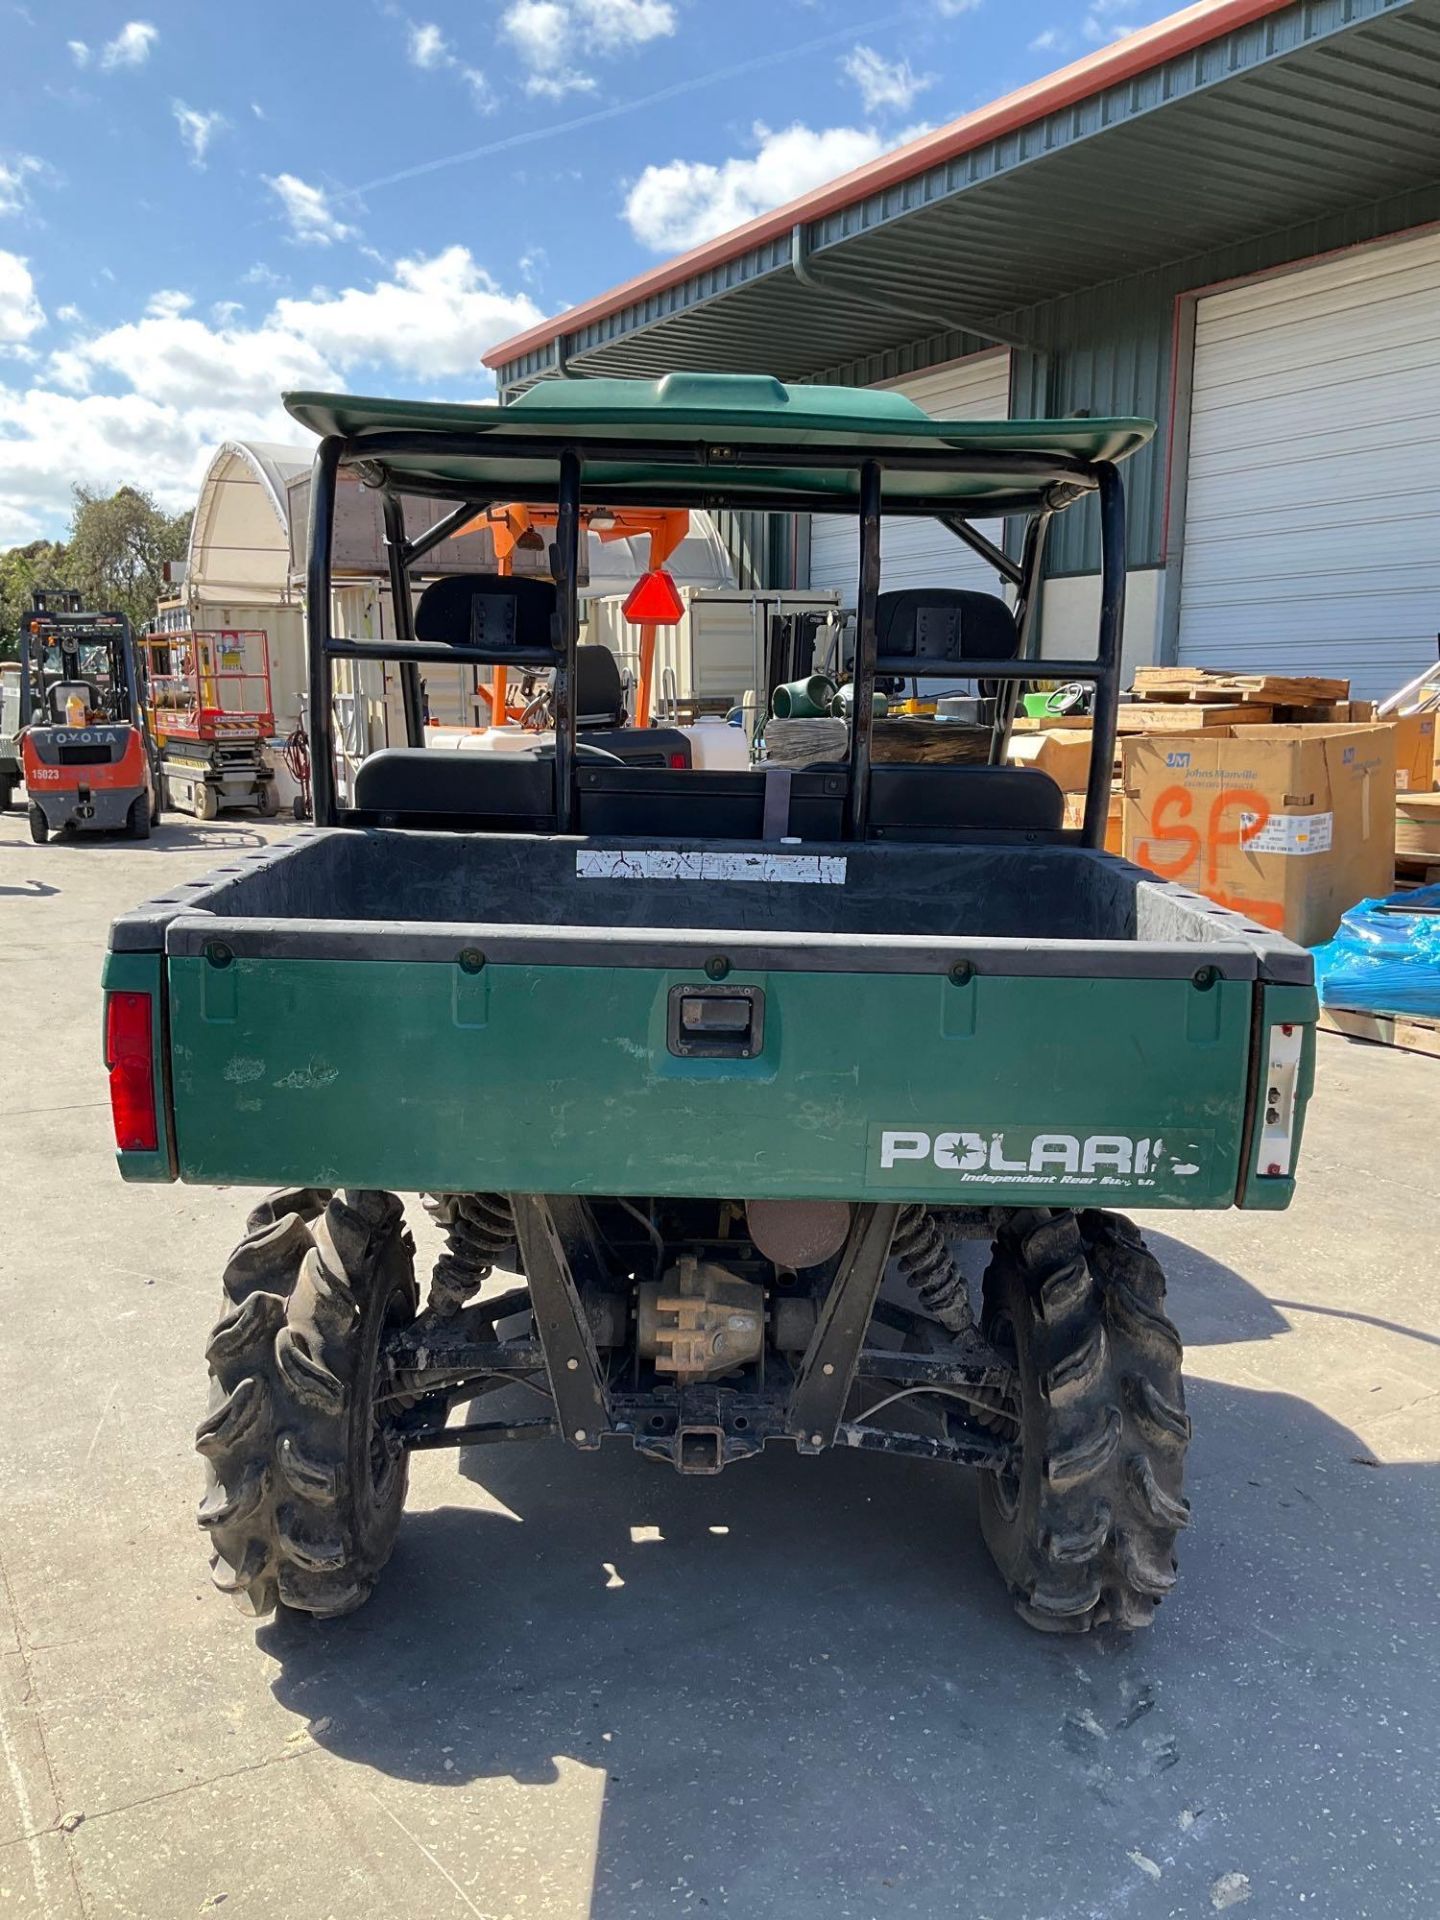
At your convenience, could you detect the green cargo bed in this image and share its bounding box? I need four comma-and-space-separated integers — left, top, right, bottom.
106, 829, 1316, 1209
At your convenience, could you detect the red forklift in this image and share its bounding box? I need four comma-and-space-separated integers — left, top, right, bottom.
19, 591, 161, 844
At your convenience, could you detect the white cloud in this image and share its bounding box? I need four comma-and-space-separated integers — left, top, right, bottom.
0, 153, 45, 219
265, 173, 358, 247
935, 0, 982, 14
172, 101, 227, 168
0, 385, 297, 541
67, 39, 89, 65
0, 251, 46, 347
502, 0, 673, 95
100, 20, 158, 70
0, 246, 544, 540
579, 0, 674, 51
403, 18, 493, 108
1029, 28, 1067, 52
57, 309, 331, 409
625, 121, 887, 253
1083, 0, 1141, 43
145, 289, 193, 318
408, 20, 450, 68
525, 66, 597, 100
841, 45, 934, 116
270, 246, 542, 378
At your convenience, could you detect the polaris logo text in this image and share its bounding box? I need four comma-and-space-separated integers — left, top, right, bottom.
879, 1130, 1201, 1182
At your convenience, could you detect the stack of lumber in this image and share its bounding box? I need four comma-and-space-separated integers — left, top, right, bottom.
765, 715, 994, 769
1127, 666, 1354, 722
1395, 792, 1440, 887
763, 717, 847, 768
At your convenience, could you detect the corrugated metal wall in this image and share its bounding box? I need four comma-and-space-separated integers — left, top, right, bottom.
714, 510, 798, 590
807, 181, 1440, 584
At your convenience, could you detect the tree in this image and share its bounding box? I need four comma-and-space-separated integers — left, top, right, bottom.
0, 539, 69, 658
63, 485, 192, 632
0, 484, 191, 656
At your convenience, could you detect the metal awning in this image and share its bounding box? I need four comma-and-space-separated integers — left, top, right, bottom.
488, 0, 1440, 390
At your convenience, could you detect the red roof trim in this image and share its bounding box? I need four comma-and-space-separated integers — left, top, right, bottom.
485, 0, 1299, 371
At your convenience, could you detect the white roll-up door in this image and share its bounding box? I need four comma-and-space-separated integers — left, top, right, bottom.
1177, 230, 1440, 700
807, 351, 1011, 603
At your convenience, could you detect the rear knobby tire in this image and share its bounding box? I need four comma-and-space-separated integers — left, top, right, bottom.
196, 1188, 417, 1619
978, 1208, 1190, 1634
27, 803, 48, 845
127, 791, 151, 840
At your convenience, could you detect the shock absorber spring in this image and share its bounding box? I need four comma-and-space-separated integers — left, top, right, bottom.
893, 1205, 973, 1333
423, 1192, 517, 1316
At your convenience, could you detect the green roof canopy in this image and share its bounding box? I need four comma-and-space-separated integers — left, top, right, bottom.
284, 373, 1154, 517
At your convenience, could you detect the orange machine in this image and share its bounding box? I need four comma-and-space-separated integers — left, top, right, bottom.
473, 504, 691, 729
19, 596, 160, 844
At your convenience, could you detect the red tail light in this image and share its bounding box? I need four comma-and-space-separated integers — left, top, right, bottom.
105, 991, 158, 1152
668, 751, 688, 768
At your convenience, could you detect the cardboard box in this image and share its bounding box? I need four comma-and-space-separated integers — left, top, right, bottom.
1390, 711, 1437, 792
1063, 787, 1123, 853
1121, 724, 1395, 945
1007, 727, 1094, 793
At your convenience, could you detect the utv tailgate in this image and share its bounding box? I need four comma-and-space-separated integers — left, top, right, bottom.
105, 831, 1316, 1210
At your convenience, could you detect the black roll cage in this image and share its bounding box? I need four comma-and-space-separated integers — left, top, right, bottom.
304, 432, 1126, 848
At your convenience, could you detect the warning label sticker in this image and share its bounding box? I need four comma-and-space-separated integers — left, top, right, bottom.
1237, 811, 1334, 856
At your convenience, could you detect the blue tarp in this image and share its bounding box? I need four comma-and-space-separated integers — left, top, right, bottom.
1312, 883, 1440, 1019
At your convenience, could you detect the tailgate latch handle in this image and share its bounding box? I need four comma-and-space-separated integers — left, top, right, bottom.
667, 984, 765, 1059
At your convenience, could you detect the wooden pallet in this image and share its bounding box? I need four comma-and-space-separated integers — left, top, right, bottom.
1318, 1006, 1440, 1059
1132, 667, 1350, 708
1396, 848, 1440, 881
1015, 704, 1277, 735
1396, 792, 1440, 861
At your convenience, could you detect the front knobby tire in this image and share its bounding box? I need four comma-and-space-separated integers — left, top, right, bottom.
196, 1188, 417, 1619
127, 791, 152, 840
978, 1208, 1191, 1634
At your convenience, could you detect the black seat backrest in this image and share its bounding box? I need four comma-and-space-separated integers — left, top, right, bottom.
353, 748, 555, 828
578, 765, 847, 840
874, 589, 1018, 679
576, 644, 627, 728
414, 573, 560, 666
869, 764, 1064, 840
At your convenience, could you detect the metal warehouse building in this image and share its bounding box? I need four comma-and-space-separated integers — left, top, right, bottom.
486, 0, 1440, 700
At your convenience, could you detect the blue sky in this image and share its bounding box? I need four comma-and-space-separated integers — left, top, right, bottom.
0, 0, 1178, 542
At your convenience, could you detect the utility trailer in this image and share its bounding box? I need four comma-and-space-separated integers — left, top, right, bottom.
103, 374, 1317, 1633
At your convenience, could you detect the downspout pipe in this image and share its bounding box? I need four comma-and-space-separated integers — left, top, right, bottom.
790, 224, 1031, 356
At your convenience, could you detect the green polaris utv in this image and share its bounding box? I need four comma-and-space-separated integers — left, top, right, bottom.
103, 374, 1316, 1633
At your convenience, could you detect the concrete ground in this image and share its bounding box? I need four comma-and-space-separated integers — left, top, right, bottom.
1, 809, 1437, 1920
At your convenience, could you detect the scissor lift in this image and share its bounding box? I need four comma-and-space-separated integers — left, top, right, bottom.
140, 628, 279, 819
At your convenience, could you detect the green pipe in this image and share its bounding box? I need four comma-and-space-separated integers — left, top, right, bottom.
771, 673, 839, 720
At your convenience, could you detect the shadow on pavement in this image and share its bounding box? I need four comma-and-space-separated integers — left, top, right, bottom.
259, 1235, 1440, 1919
